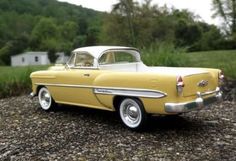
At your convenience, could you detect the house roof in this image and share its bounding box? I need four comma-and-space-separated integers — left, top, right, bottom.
11, 51, 48, 58
72, 46, 139, 59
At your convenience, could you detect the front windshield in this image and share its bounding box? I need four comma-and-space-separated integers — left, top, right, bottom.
66, 52, 94, 67
75, 53, 94, 67
99, 50, 139, 65
67, 53, 75, 66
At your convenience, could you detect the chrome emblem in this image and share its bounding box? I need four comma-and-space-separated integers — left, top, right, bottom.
197, 80, 208, 87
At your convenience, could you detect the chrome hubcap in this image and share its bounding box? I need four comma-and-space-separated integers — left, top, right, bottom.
39, 88, 51, 110
127, 106, 139, 121
120, 99, 142, 128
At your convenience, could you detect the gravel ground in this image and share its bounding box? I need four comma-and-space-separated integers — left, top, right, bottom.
0, 96, 235, 161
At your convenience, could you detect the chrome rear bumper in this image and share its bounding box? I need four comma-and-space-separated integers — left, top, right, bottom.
165, 87, 222, 113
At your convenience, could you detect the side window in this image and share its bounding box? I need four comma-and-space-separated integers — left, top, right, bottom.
99, 51, 137, 65
115, 52, 136, 63
99, 52, 115, 65
75, 53, 94, 67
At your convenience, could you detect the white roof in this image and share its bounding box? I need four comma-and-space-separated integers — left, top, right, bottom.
11, 51, 48, 58
72, 46, 139, 59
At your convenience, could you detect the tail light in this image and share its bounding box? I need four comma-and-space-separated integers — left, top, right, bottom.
176, 76, 184, 95
218, 71, 224, 85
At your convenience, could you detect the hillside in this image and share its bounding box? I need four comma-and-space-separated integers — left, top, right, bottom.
0, 0, 103, 65
0, 0, 100, 21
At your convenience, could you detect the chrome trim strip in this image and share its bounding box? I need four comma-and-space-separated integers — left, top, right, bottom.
34, 83, 167, 98
198, 87, 220, 97
35, 83, 92, 88
94, 88, 166, 98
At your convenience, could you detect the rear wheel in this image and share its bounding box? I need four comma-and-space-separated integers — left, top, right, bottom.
38, 87, 56, 111
119, 98, 147, 130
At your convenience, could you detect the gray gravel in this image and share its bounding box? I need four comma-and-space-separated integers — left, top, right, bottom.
0, 96, 235, 161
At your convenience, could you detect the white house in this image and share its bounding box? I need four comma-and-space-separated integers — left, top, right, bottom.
11, 51, 69, 66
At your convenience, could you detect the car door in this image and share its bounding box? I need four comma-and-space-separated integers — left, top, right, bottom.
51, 52, 104, 108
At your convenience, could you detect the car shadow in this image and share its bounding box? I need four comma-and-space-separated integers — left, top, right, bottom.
52, 104, 218, 134
146, 115, 206, 132
53, 104, 121, 125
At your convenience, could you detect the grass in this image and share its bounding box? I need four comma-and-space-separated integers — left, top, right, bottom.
0, 65, 49, 98
187, 50, 236, 79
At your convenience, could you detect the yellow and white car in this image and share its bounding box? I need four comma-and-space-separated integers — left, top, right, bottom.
30, 46, 223, 130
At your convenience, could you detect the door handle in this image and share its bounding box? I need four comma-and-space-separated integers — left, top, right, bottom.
83, 73, 90, 77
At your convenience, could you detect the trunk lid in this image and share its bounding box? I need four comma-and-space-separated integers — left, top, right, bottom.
147, 67, 217, 97
183, 73, 217, 97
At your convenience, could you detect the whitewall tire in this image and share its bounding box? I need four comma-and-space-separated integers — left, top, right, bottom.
119, 98, 147, 130
38, 87, 56, 111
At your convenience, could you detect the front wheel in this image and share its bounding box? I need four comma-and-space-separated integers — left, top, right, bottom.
38, 87, 56, 111
119, 98, 147, 130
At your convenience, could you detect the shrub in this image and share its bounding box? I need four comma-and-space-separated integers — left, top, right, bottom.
0, 66, 48, 98
141, 43, 189, 67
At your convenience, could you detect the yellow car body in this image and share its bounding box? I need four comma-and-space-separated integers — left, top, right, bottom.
30, 46, 223, 129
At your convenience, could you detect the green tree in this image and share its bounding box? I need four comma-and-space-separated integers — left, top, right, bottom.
30, 17, 58, 50
113, 0, 138, 45
59, 21, 78, 52
175, 21, 202, 48
0, 34, 29, 65
0, 42, 13, 65
86, 27, 99, 46
48, 48, 58, 63
102, 0, 201, 48
60, 21, 78, 42
191, 23, 224, 51
212, 0, 236, 36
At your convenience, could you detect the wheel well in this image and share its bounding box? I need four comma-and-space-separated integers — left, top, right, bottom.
36, 85, 44, 95
113, 96, 143, 111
